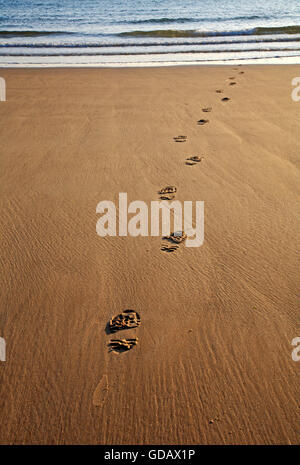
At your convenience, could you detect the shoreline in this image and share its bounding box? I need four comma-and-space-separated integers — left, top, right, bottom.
1, 55, 300, 69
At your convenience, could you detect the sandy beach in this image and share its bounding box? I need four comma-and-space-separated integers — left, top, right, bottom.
0, 65, 299, 445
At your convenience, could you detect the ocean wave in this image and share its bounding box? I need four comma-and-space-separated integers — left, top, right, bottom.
1, 47, 300, 57
2, 25, 300, 41
115, 15, 269, 25
119, 25, 300, 38
2, 36, 300, 49
255, 25, 300, 34
0, 30, 76, 37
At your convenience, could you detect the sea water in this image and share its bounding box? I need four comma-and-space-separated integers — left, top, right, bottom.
1, 0, 300, 66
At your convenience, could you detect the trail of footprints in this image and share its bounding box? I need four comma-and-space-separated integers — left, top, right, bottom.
158, 67, 246, 254
172, 66, 245, 168
93, 67, 246, 405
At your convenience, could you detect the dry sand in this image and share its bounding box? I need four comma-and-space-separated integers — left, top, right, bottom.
0, 65, 299, 445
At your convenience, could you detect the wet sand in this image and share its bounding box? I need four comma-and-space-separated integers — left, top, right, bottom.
0, 65, 299, 444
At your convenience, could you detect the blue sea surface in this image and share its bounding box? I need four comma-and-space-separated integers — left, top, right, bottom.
1, 0, 300, 66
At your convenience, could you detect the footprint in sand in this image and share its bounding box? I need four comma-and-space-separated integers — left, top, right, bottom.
159, 186, 177, 194
166, 231, 187, 244
158, 185, 177, 200
107, 310, 141, 353
93, 374, 109, 406
160, 194, 175, 200
174, 135, 187, 142
161, 244, 179, 253
108, 309, 141, 333
216, 89, 223, 93
229, 82, 237, 86
161, 231, 187, 252
197, 119, 209, 126
202, 107, 212, 113
93, 311, 140, 406
185, 156, 204, 166
158, 189, 182, 251
221, 97, 230, 102
108, 338, 139, 353
239, 71, 245, 74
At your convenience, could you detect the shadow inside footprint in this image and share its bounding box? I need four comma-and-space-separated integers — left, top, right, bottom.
222, 97, 230, 102
216, 90, 223, 93
229, 82, 236, 86
197, 119, 209, 125
202, 107, 212, 113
